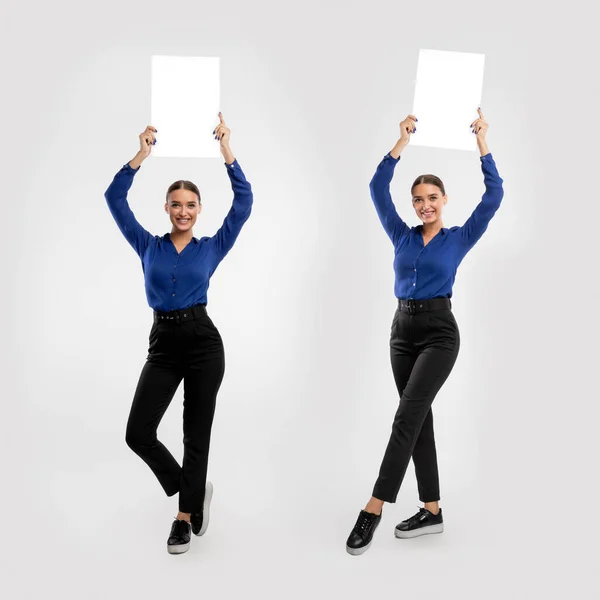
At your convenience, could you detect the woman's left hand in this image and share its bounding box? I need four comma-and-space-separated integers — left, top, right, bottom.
213, 112, 231, 147
470, 108, 488, 139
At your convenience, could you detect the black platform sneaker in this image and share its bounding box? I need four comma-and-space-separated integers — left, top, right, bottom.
191, 481, 214, 536
394, 507, 444, 539
167, 519, 191, 554
346, 510, 382, 555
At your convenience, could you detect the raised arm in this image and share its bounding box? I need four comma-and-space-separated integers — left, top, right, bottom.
104, 126, 157, 258
210, 113, 253, 261
369, 115, 418, 246
459, 109, 504, 249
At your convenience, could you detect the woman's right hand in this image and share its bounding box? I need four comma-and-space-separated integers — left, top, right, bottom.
138, 125, 157, 159
399, 115, 418, 145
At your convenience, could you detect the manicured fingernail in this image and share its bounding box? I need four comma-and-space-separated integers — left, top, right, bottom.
416, 118, 418, 121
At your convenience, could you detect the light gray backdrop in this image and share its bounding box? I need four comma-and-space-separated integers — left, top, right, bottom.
2, 0, 599, 598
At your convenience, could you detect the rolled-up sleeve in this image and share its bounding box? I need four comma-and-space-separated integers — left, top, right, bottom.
104, 163, 152, 258
459, 153, 504, 250
209, 159, 254, 262
369, 154, 409, 246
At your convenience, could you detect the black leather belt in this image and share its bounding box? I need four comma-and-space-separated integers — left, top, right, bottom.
398, 297, 451, 315
154, 303, 207, 323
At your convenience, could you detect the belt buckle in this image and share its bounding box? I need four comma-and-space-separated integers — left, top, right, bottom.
407, 299, 416, 315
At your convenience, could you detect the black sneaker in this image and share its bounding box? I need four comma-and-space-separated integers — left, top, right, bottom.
394, 507, 444, 539
167, 519, 191, 554
190, 481, 214, 536
346, 510, 382, 555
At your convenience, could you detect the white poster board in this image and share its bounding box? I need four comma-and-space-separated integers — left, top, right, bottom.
411, 49, 485, 151
150, 56, 221, 158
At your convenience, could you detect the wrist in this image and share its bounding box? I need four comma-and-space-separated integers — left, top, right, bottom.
390, 139, 408, 159
221, 145, 235, 164
129, 152, 146, 170
477, 138, 489, 156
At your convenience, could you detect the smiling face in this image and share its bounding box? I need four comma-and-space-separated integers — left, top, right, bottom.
411, 183, 448, 225
165, 189, 202, 232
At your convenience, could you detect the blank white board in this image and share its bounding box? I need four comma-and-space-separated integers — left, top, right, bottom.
150, 56, 220, 158
411, 49, 485, 151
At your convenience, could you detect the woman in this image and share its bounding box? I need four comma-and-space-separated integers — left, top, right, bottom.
104, 113, 253, 555
346, 109, 504, 555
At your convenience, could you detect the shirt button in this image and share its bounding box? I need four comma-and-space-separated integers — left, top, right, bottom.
413, 283, 416, 286
172, 293, 175, 296
173, 278, 176, 282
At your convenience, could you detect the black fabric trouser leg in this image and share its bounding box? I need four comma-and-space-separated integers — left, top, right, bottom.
125, 313, 225, 513
372, 306, 460, 504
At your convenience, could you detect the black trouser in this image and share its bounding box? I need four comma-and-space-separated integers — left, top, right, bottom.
372, 299, 460, 504
125, 305, 225, 514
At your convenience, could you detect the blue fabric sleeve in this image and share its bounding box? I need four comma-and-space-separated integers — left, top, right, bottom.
104, 163, 152, 258
369, 153, 409, 246
459, 153, 504, 250
209, 159, 253, 262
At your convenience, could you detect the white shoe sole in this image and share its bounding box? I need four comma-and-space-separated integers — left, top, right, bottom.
394, 523, 444, 539
194, 481, 213, 536
167, 540, 190, 554
346, 541, 371, 556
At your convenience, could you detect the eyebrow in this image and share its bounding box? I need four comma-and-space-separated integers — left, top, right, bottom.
413, 193, 439, 199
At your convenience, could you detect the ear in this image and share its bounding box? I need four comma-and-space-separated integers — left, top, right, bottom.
164, 202, 169, 213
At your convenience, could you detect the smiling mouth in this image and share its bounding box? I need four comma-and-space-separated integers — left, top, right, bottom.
177, 219, 190, 224
422, 211, 435, 217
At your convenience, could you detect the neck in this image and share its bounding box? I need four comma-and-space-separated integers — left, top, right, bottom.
170, 229, 194, 243
422, 221, 444, 236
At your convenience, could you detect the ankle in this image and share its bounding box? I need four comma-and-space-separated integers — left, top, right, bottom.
176, 512, 191, 523
424, 503, 440, 515
364, 499, 384, 516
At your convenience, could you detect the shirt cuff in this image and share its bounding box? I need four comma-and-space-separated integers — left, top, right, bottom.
385, 153, 401, 163
480, 153, 493, 162
225, 159, 239, 170
123, 163, 140, 174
